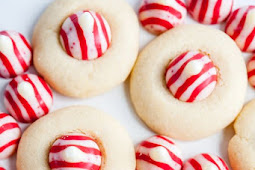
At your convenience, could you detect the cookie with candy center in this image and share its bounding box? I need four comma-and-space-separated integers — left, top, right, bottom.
17, 106, 135, 170
33, 0, 139, 98
0, 31, 32, 78
49, 133, 101, 170
183, 153, 228, 170
60, 10, 111, 60
139, 0, 187, 35
225, 6, 255, 52
187, 0, 233, 24
136, 135, 183, 170
165, 51, 217, 102
0, 112, 21, 159
4, 74, 53, 123
130, 24, 247, 140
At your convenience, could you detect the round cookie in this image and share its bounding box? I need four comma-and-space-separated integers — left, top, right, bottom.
33, 0, 139, 98
130, 24, 247, 140
225, 6, 255, 53
0, 30, 32, 78
138, 0, 187, 35
183, 153, 228, 170
4, 74, 53, 123
228, 99, 255, 170
16, 106, 135, 170
136, 135, 183, 170
187, 0, 233, 24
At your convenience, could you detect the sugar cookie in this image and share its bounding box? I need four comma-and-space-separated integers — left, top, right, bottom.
228, 99, 255, 170
16, 106, 135, 170
33, 0, 139, 98
130, 24, 247, 140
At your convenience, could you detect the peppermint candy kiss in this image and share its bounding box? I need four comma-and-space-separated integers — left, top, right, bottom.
0, 112, 21, 159
60, 10, 111, 60
136, 135, 183, 170
4, 74, 53, 123
49, 133, 102, 170
0, 31, 32, 78
187, 0, 233, 24
247, 55, 255, 88
225, 6, 255, 53
139, 0, 187, 35
183, 153, 229, 170
165, 51, 217, 102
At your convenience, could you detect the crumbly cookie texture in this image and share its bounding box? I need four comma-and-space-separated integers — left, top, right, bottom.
16, 106, 135, 170
130, 24, 247, 140
33, 0, 139, 98
228, 99, 255, 170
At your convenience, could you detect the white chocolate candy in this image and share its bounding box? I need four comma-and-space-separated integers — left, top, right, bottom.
4, 74, 53, 123
49, 133, 102, 170
225, 6, 255, 52
149, 146, 172, 164
183, 60, 204, 77
187, 0, 233, 24
138, 0, 187, 35
0, 112, 21, 159
17, 81, 35, 101
136, 135, 183, 170
165, 51, 217, 102
183, 153, 229, 170
0, 31, 32, 78
60, 10, 111, 60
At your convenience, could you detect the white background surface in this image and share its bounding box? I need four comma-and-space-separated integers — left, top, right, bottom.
0, 0, 255, 169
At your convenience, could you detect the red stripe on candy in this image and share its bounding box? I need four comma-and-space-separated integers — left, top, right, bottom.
189, 159, 203, 170
49, 161, 100, 169
0, 123, 19, 135
4, 91, 26, 123
212, 0, 222, 24
140, 3, 183, 19
70, 14, 88, 60
22, 75, 49, 115
141, 17, 174, 29
60, 28, 72, 57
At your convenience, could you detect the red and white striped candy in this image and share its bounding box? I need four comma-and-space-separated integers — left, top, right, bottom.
49, 133, 102, 170
183, 153, 229, 170
247, 55, 255, 88
4, 74, 53, 123
0, 112, 21, 159
225, 6, 255, 53
0, 30, 32, 78
139, 0, 187, 35
136, 135, 183, 170
165, 51, 217, 102
187, 0, 233, 24
0, 167, 5, 170
60, 10, 111, 60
